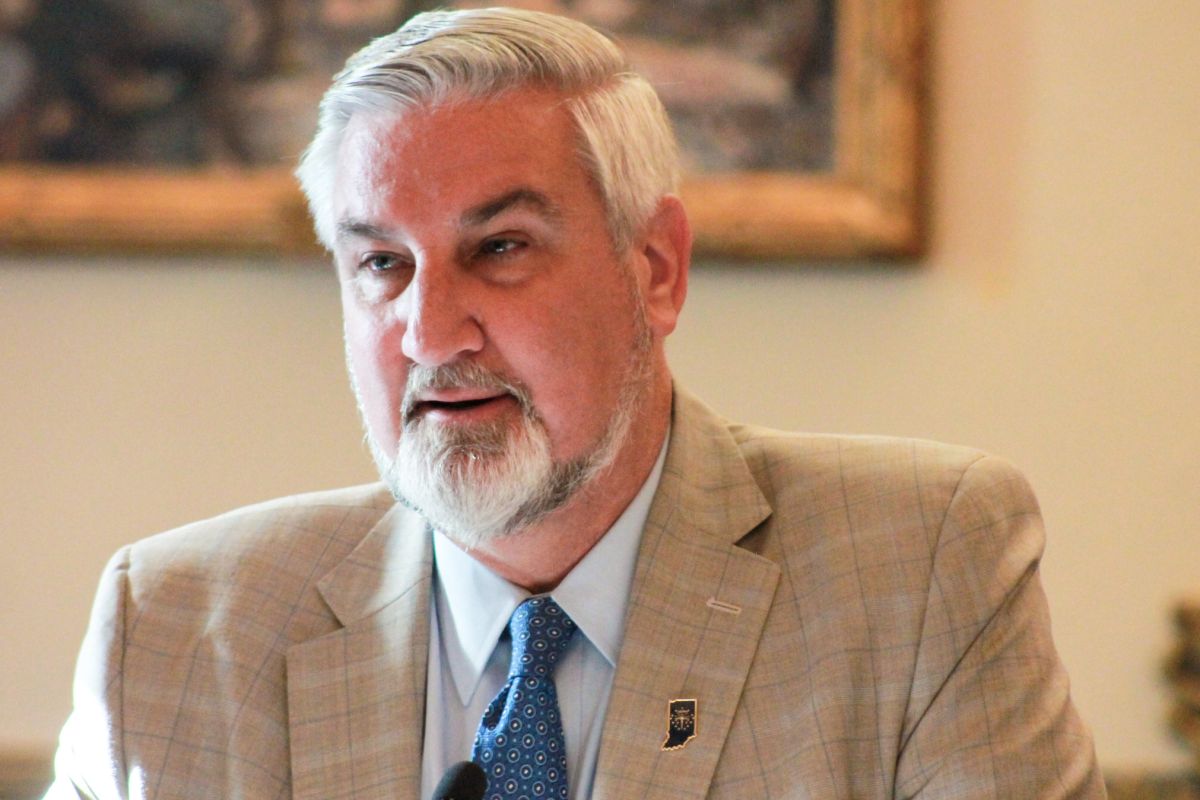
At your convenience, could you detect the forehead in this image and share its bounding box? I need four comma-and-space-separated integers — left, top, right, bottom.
332, 89, 600, 231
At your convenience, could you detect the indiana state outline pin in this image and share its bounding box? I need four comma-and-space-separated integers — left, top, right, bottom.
661, 698, 698, 751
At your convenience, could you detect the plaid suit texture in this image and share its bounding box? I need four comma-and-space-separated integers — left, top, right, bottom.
46, 388, 1104, 798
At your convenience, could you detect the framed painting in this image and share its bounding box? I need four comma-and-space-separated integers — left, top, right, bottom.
0, 0, 924, 260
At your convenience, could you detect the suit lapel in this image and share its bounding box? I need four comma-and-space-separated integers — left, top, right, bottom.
593, 389, 780, 799
286, 504, 433, 800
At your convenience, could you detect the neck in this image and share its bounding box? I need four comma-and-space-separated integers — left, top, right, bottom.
458, 378, 672, 593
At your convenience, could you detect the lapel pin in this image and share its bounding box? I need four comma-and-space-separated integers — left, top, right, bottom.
661, 698, 698, 751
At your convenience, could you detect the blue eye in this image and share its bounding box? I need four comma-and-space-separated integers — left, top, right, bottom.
362, 253, 401, 272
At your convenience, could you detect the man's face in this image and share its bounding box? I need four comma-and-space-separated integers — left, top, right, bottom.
331, 88, 662, 543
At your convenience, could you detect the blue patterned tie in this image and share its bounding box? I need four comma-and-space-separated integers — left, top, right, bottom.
472, 596, 577, 800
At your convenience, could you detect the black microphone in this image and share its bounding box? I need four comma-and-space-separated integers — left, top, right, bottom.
432, 760, 487, 800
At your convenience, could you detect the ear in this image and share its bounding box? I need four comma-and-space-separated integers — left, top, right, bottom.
636, 195, 691, 338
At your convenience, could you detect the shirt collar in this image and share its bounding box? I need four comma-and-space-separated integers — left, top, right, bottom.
432, 434, 669, 706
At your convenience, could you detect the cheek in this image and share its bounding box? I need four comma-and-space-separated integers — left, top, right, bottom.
512, 299, 637, 435
343, 304, 406, 447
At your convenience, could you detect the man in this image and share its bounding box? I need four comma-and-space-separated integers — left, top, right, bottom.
46, 7, 1105, 799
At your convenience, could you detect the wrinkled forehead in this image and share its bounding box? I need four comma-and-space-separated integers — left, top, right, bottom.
330, 91, 606, 230
340, 91, 549, 173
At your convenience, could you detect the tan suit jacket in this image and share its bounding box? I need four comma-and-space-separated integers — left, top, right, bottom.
47, 389, 1105, 798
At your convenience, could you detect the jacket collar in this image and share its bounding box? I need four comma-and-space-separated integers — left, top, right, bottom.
592, 386, 779, 799
287, 503, 433, 800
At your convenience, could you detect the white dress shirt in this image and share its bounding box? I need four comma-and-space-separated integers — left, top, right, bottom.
419, 441, 667, 800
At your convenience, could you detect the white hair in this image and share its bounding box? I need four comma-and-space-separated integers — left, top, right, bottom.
295, 6, 680, 252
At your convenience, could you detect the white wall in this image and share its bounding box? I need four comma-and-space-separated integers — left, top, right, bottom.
2, 0, 1197, 772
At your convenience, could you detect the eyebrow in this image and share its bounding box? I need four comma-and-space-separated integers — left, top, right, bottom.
335, 219, 392, 244
334, 187, 560, 245
460, 188, 561, 229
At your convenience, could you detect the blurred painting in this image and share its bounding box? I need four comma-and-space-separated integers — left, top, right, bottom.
0, 0, 835, 175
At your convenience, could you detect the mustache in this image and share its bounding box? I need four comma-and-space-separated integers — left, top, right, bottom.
400, 362, 535, 424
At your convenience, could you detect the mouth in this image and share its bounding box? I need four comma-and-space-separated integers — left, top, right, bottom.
406, 391, 518, 424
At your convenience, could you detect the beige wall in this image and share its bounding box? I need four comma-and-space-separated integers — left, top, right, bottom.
2, 0, 1197, 773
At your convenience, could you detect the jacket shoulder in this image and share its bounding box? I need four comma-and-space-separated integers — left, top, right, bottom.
133, 482, 393, 558
728, 423, 998, 500
120, 483, 396, 610
723, 422, 1042, 565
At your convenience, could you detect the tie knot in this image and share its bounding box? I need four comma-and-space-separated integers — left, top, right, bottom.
507, 596, 576, 679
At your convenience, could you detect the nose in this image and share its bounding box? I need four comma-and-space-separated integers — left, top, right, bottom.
398, 259, 485, 366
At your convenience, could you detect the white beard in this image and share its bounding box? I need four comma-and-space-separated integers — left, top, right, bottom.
357, 325, 651, 548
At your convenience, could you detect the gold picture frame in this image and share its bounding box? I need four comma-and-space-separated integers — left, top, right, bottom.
0, 0, 923, 260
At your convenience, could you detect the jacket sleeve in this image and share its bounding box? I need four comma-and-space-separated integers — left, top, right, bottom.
44, 548, 132, 800
895, 456, 1106, 799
